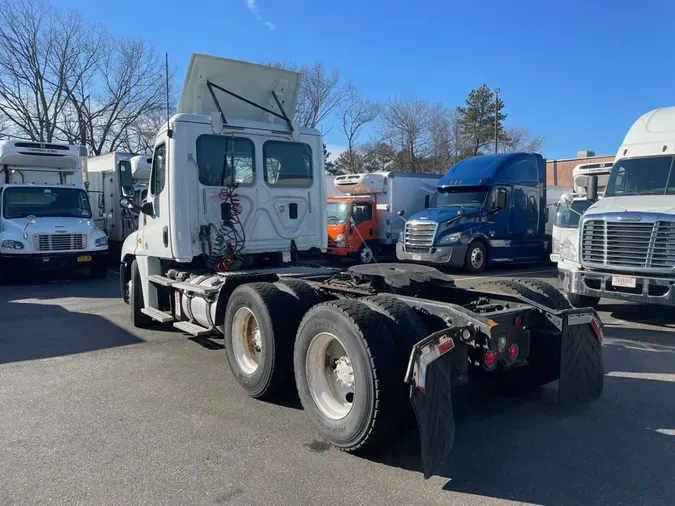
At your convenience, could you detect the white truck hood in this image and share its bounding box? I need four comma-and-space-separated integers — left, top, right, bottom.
586, 195, 675, 216
3, 216, 96, 235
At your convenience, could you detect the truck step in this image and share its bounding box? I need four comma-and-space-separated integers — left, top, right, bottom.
173, 320, 214, 337
170, 281, 219, 296
141, 307, 174, 323
147, 275, 174, 287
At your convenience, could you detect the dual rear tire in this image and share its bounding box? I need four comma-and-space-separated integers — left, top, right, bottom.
224, 282, 425, 452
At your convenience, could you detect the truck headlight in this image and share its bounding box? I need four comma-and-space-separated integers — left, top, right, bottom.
336, 233, 345, 247
1, 239, 24, 250
95, 236, 108, 247
439, 232, 461, 245
560, 239, 577, 262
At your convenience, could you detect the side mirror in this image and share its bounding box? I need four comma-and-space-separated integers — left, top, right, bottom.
496, 189, 507, 210
560, 193, 574, 208
586, 175, 598, 202
544, 207, 549, 222
140, 201, 154, 216
424, 195, 430, 209
26, 215, 37, 225
397, 210, 405, 217
121, 186, 135, 198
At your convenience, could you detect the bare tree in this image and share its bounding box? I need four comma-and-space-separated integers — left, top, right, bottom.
500, 126, 545, 153
266, 60, 352, 129
380, 95, 436, 172
0, 0, 96, 142
339, 90, 380, 173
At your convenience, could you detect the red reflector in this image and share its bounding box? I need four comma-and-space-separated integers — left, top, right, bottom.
484, 350, 497, 367
664, 145, 668, 152
515, 316, 523, 327
437, 337, 455, 355
623, 149, 628, 155
508, 343, 519, 361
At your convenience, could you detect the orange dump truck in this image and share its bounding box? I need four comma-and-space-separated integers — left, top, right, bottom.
325, 172, 439, 263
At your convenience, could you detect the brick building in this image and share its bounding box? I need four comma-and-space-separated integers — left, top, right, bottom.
546, 150, 614, 188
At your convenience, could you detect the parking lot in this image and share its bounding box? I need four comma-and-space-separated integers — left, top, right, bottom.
1, 265, 674, 506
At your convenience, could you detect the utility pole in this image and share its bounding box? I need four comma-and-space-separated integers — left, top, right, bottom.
494, 88, 500, 153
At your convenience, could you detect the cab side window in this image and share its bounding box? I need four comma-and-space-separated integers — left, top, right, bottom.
150, 144, 166, 195
351, 203, 373, 225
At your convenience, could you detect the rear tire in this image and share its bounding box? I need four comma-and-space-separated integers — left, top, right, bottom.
224, 282, 299, 399
294, 300, 400, 452
464, 241, 487, 274
567, 293, 600, 309
513, 279, 571, 310
274, 278, 319, 314
129, 259, 152, 328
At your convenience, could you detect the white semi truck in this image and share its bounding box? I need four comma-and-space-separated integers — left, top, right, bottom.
550, 161, 613, 263
558, 107, 675, 307
0, 140, 109, 283
118, 53, 605, 479
86, 152, 152, 249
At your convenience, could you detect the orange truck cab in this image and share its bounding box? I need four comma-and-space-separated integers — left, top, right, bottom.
325, 172, 439, 263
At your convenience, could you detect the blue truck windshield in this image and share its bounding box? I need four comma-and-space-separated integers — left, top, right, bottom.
431, 187, 489, 207
605, 156, 675, 196
2, 187, 92, 219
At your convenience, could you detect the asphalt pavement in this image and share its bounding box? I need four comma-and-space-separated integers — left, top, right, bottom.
1, 264, 674, 506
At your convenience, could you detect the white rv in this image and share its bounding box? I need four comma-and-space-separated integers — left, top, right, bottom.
86, 152, 152, 247
550, 161, 613, 263
0, 140, 109, 283
558, 107, 675, 307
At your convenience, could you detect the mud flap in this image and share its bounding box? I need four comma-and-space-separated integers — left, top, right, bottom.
558, 309, 605, 408
406, 330, 459, 479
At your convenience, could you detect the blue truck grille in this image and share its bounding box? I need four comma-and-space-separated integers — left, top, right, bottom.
582, 219, 675, 270
404, 221, 437, 254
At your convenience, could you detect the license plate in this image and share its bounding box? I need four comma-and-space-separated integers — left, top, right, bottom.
612, 275, 636, 288
412, 254, 421, 261
77, 255, 92, 263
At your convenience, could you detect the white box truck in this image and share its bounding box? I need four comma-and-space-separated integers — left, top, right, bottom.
0, 140, 109, 283
326, 172, 438, 263
558, 107, 675, 307
86, 152, 152, 249
117, 53, 604, 479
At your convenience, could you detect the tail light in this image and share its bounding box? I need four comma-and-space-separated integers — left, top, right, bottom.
507, 343, 519, 361
484, 350, 497, 369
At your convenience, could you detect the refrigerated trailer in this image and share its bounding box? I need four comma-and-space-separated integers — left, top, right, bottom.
0, 141, 109, 283
326, 172, 438, 263
86, 152, 152, 248
118, 53, 605, 478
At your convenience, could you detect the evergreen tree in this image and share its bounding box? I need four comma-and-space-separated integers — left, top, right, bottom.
456, 84, 506, 157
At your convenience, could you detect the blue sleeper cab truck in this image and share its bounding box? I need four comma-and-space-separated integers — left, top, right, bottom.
396, 152, 548, 273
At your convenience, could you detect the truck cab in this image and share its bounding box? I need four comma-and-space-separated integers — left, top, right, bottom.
550, 161, 612, 263
396, 152, 547, 273
327, 196, 377, 262
0, 141, 109, 283
558, 107, 675, 307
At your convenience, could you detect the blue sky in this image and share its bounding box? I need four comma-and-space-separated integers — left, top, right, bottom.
56, 0, 675, 161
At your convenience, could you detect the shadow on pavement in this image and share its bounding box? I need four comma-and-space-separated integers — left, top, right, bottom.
1, 271, 118, 301
603, 302, 675, 327
365, 343, 675, 505
0, 300, 142, 364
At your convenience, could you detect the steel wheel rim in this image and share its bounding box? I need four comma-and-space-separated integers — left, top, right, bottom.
471, 247, 484, 269
360, 247, 373, 263
231, 307, 262, 375
306, 332, 355, 420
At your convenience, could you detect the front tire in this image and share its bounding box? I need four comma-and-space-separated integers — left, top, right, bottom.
129, 259, 152, 328
294, 300, 400, 452
90, 259, 108, 279
464, 241, 487, 273
224, 282, 299, 399
358, 244, 375, 264
0, 258, 8, 285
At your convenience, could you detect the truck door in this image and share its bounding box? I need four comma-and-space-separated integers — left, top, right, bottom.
138, 142, 172, 259
102, 171, 115, 239
509, 187, 542, 261
485, 186, 511, 262
347, 201, 376, 252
